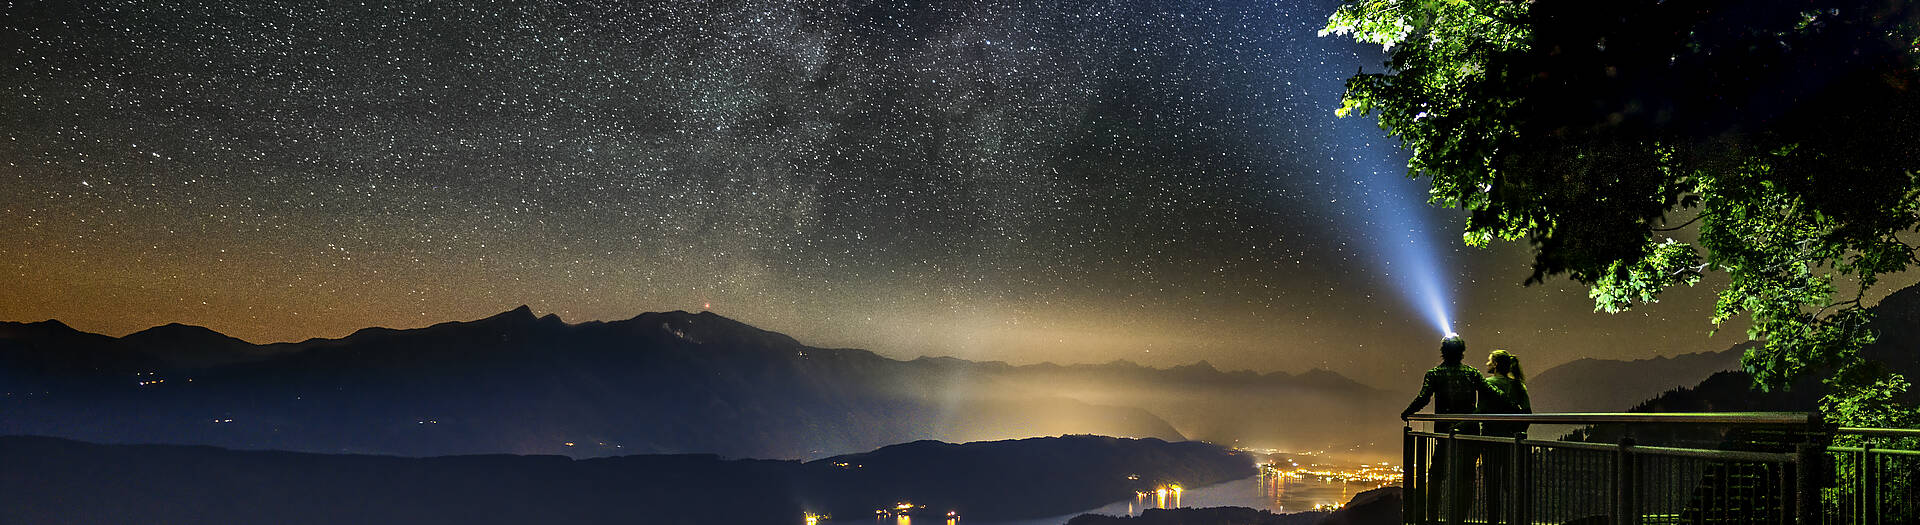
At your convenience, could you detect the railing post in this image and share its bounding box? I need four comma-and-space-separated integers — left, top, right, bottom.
1513, 433, 1529, 525
1416, 428, 1430, 525
1616, 437, 1636, 525
1447, 428, 1459, 525
1863, 443, 1876, 525
1796, 411, 1827, 525
1405, 424, 1418, 525
1795, 443, 1816, 524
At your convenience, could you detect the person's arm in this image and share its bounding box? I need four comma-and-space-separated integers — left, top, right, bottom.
1515, 383, 1531, 413
1401, 372, 1434, 420
1476, 375, 1507, 400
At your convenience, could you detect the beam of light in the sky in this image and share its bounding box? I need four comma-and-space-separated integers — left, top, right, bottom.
1353, 161, 1457, 338
1262, 137, 1461, 339
1245, 14, 1461, 342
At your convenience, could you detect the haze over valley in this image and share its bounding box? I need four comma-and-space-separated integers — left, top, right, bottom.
2, 306, 1401, 460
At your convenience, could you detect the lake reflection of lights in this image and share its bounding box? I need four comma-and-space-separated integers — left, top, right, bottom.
1130, 484, 1182, 513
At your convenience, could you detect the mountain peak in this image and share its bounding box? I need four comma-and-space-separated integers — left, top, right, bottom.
608, 310, 803, 349
1294, 368, 1373, 391
0, 318, 82, 339
126, 322, 241, 342
463, 305, 556, 328
1171, 360, 1218, 372
113, 321, 269, 369
635, 309, 752, 328
491, 305, 536, 321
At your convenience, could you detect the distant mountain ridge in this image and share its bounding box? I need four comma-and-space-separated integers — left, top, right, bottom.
1562, 284, 1920, 445
1528, 282, 1920, 415
0, 307, 1395, 459
1528, 345, 1748, 413
1632, 283, 1920, 412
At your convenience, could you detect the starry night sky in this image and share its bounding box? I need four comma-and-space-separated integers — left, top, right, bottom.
4, 0, 1880, 389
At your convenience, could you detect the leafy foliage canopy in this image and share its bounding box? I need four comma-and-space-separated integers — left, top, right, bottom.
1324, 0, 1920, 424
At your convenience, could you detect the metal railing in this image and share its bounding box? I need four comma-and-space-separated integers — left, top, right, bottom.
1400, 412, 1920, 525
1823, 427, 1920, 525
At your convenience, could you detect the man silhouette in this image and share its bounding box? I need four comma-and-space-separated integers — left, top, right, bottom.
1401, 335, 1503, 525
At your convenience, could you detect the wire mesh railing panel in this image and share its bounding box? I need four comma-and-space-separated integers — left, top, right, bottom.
1409, 434, 1799, 525
1872, 450, 1920, 523
1632, 455, 1702, 524
1526, 444, 1617, 525
1408, 432, 1496, 525
1670, 459, 1790, 524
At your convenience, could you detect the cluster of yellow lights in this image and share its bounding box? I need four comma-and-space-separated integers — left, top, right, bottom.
802, 511, 827, 524
1260, 462, 1403, 488
1132, 483, 1185, 498
134, 372, 193, 385
875, 502, 925, 517
870, 502, 959, 522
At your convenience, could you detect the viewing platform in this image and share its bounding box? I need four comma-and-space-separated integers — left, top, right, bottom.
1402, 412, 1920, 525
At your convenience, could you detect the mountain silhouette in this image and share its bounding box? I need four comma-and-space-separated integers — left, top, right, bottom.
0, 319, 159, 390
0, 434, 1251, 524
0, 307, 1392, 459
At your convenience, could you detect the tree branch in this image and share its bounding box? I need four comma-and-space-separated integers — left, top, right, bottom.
1466, 0, 1529, 26
1652, 214, 1703, 232
1815, 298, 1863, 318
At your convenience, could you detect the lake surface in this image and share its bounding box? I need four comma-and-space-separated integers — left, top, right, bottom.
956, 469, 1390, 525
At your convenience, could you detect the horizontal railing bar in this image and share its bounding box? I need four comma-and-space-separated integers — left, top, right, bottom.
1517, 438, 1620, 453
1624, 444, 1798, 463
1836, 426, 1920, 437
1411, 431, 1805, 461
1407, 412, 1813, 425
1413, 432, 1537, 445
1829, 446, 1920, 457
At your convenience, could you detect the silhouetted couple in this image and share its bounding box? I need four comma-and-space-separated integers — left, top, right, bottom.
1400, 336, 1531, 525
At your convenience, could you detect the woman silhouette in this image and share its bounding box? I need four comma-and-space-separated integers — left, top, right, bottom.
1481, 349, 1530, 435
1478, 349, 1530, 525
